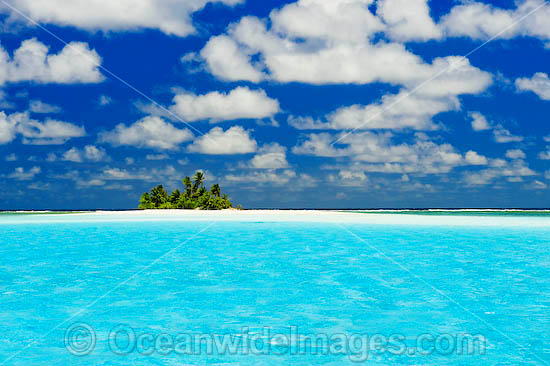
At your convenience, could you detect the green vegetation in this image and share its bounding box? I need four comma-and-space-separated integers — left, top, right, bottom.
138, 172, 234, 210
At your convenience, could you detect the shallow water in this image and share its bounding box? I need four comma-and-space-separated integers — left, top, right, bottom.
0, 214, 549, 365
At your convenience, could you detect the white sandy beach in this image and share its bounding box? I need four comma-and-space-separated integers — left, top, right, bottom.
15, 209, 544, 228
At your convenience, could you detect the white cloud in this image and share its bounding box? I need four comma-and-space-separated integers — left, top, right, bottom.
170, 87, 280, 122
0, 111, 85, 145
102, 168, 146, 181
468, 112, 523, 143
4, 153, 16, 161
506, 149, 526, 160
525, 180, 547, 190
98, 95, 113, 106
270, 0, 383, 43
539, 147, 550, 160
493, 125, 523, 143
29, 100, 62, 114
0, 39, 103, 85
125, 157, 135, 165
200, 11, 491, 88
97, 165, 179, 182
200, 35, 264, 82
62, 145, 108, 163
441, 0, 550, 40
7, 166, 40, 180
84, 145, 107, 161
290, 57, 491, 131
516, 73, 550, 100
328, 170, 368, 187
0, 90, 15, 109
3, 0, 244, 37
464, 159, 536, 186
77, 178, 106, 188
206, 11, 491, 133
469, 112, 491, 131
62, 148, 82, 163
104, 183, 133, 191
290, 92, 456, 131
225, 169, 317, 188
99, 116, 194, 150
293, 131, 477, 174
187, 126, 257, 155
465, 151, 488, 165
178, 158, 190, 166
146, 153, 169, 161
249, 143, 289, 169
545, 170, 550, 180
376, 0, 442, 42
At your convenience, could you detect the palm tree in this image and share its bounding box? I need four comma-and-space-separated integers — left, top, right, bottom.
150, 185, 168, 208
139, 192, 152, 209
210, 184, 221, 197
182, 176, 192, 196
192, 171, 205, 194
170, 189, 181, 205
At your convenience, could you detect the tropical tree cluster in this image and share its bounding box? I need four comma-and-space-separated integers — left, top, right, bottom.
139, 172, 234, 210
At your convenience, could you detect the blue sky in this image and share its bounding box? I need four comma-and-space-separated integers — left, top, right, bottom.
1, 0, 550, 209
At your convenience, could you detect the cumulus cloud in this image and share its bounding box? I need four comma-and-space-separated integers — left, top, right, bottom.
290, 92, 454, 131
62, 145, 108, 163
2, 0, 244, 37
468, 112, 523, 143
225, 169, 316, 188
441, 0, 550, 40
248, 143, 289, 169
29, 100, 62, 114
293, 132, 482, 174
98, 95, 113, 106
4, 153, 17, 161
493, 125, 524, 143
328, 169, 368, 187
199, 2, 491, 91
99, 116, 194, 150
7, 166, 41, 180
0, 39, 103, 85
464, 159, 536, 186
516, 72, 550, 100
469, 112, 491, 131
290, 57, 491, 131
200, 35, 265, 82
539, 147, 550, 160
465, 151, 488, 165
94, 165, 180, 183
188, 126, 257, 155
202, 9, 491, 133
170, 87, 280, 122
506, 149, 526, 160
146, 153, 169, 161
270, 0, 384, 43
525, 180, 547, 190
0, 111, 85, 145
376, 0, 442, 41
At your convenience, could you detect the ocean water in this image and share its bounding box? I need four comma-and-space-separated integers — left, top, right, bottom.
0, 213, 549, 365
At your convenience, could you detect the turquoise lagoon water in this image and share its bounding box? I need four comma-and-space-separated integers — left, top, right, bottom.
0, 213, 549, 365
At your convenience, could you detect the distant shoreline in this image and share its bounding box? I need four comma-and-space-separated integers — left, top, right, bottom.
3, 208, 550, 214
2, 209, 550, 227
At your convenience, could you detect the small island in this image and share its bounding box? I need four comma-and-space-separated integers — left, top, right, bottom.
139, 172, 235, 210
